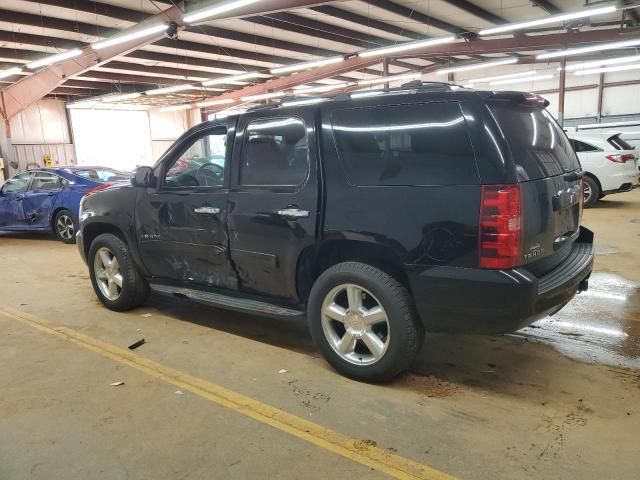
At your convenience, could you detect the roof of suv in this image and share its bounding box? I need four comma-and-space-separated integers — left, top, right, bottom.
213, 84, 548, 120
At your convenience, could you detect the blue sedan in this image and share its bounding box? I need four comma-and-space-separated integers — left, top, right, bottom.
0, 167, 128, 243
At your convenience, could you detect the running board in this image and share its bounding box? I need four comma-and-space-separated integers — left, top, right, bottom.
150, 283, 305, 319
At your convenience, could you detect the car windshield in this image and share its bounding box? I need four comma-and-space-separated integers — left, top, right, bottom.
72, 168, 128, 183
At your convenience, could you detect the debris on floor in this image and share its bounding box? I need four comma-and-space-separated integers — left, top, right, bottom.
175, 390, 184, 395
110, 381, 125, 387
128, 338, 145, 350
140, 313, 153, 317
401, 373, 458, 398
278, 369, 288, 374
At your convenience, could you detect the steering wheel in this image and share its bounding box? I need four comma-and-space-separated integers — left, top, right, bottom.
196, 163, 224, 186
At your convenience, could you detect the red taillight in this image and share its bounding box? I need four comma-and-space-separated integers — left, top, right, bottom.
606, 153, 636, 163
84, 183, 112, 197
479, 184, 522, 269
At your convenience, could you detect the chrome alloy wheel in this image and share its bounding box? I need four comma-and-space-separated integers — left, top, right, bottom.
320, 284, 390, 365
56, 214, 74, 240
94, 247, 123, 301
583, 181, 592, 204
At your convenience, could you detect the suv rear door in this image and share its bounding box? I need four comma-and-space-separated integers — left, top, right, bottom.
488, 98, 582, 275
227, 110, 319, 301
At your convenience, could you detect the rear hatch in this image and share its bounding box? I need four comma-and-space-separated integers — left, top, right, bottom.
488, 97, 582, 276
607, 134, 639, 182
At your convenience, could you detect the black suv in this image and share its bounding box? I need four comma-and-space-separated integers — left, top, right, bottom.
77, 85, 594, 382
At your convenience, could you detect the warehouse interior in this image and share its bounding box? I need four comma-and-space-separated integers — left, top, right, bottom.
1, 1, 639, 479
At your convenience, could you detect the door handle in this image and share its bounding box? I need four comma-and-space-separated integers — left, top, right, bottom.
277, 208, 309, 219
194, 206, 220, 215
15, 195, 23, 201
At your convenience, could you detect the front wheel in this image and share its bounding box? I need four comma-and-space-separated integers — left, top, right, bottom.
308, 262, 424, 382
88, 233, 149, 311
54, 209, 76, 244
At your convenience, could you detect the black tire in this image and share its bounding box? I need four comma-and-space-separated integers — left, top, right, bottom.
53, 209, 77, 244
307, 262, 424, 382
583, 176, 600, 208
88, 233, 149, 311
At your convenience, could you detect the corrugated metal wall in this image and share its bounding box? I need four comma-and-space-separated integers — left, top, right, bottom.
5, 99, 76, 175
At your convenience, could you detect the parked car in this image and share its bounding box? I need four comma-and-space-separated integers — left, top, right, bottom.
77, 86, 594, 382
566, 131, 639, 207
0, 166, 128, 243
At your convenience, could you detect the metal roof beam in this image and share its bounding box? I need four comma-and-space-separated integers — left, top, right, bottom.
0, 5, 184, 119
364, 0, 467, 35
444, 0, 507, 25
531, 1, 561, 15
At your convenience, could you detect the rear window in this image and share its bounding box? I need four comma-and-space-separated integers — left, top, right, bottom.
331, 102, 479, 186
489, 103, 579, 181
608, 134, 634, 151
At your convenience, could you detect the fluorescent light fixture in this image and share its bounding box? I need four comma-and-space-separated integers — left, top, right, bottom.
159, 104, 193, 112
470, 70, 538, 83
241, 91, 285, 102
214, 109, 247, 119
101, 92, 142, 102
27, 49, 82, 69
184, 0, 263, 23
566, 54, 640, 71
281, 98, 326, 107
0, 67, 22, 79
270, 56, 344, 75
436, 58, 518, 75
146, 84, 194, 95
292, 82, 349, 94
196, 98, 236, 108
537, 38, 640, 60
202, 71, 262, 86
490, 74, 553, 86
357, 72, 421, 86
574, 62, 640, 75
92, 24, 168, 50
358, 36, 455, 58
480, 5, 617, 35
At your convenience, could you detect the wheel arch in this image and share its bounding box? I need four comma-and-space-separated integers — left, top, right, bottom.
296, 238, 409, 304
82, 222, 128, 263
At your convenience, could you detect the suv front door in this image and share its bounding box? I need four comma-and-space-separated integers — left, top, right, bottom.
228, 112, 319, 301
135, 122, 235, 289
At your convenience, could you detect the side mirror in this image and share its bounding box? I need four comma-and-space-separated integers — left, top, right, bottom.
131, 166, 155, 188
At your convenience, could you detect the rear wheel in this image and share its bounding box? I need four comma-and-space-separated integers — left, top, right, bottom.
582, 176, 600, 208
54, 209, 76, 244
308, 262, 424, 382
88, 233, 149, 311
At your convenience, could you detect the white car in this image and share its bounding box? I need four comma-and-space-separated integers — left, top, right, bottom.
566, 132, 639, 207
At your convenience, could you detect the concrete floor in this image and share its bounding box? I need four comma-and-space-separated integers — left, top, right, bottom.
1, 191, 639, 480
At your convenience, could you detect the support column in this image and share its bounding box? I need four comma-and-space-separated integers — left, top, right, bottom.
558, 58, 566, 126
596, 72, 605, 123
383, 57, 390, 89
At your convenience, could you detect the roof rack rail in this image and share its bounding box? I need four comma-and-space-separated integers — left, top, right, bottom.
400, 80, 465, 90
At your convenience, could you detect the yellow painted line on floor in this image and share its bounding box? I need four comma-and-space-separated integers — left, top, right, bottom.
1, 306, 456, 480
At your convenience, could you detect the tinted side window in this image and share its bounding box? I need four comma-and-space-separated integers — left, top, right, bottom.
240, 117, 309, 186
573, 140, 599, 153
30, 172, 62, 191
331, 102, 479, 186
489, 103, 579, 180
1, 173, 32, 194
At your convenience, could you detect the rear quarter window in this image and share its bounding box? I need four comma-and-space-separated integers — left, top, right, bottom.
489, 103, 579, 181
330, 102, 479, 186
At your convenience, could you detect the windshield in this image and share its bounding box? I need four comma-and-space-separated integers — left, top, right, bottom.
73, 168, 128, 183
489, 103, 579, 181
608, 134, 635, 151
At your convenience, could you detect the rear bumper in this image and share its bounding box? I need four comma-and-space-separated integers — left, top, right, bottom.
407, 227, 594, 334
